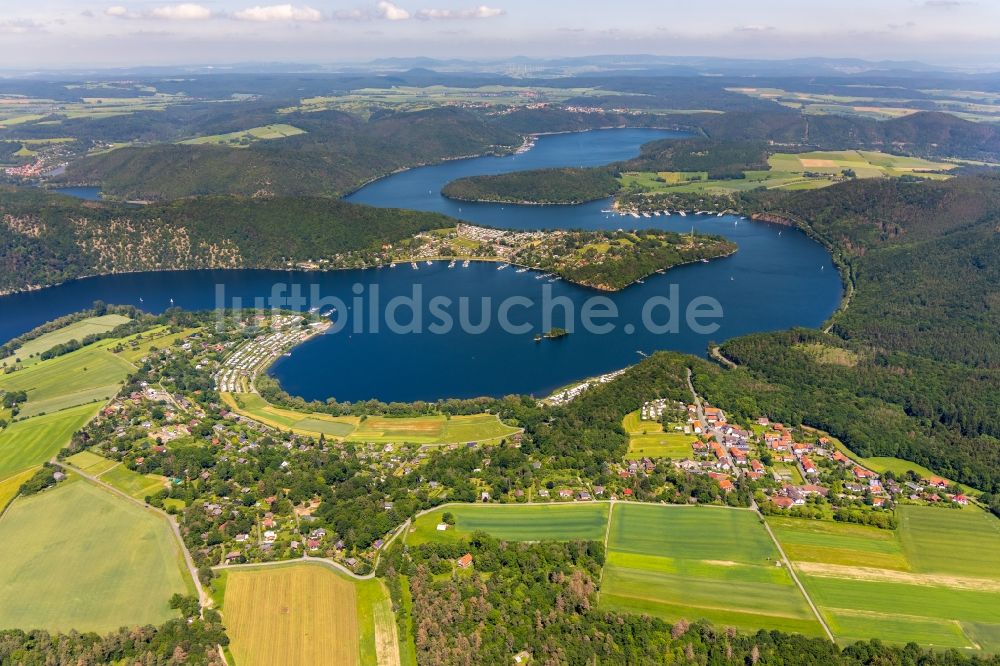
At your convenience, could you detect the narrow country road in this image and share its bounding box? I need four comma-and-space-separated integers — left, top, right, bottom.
753, 500, 836, 642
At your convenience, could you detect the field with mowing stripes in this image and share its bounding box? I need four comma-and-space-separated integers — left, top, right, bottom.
0, 345, 132, 418
65, 450, 119, 476
601, 504, 824, 636
772, 506, 1000, 651
0, 481, 189, 632
347, 413, 520, 445
1, 314, 132, 369
408, 503, 610, 546
221, 563, 397, 666
101, 464, 169, 501
622, 409, 694, 459
0, 403, 101, 480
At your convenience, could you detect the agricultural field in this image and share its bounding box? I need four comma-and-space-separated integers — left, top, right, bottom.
601, 504, 824, 636
0, 467, 38, 514
0, 480, 190, 632
280, 85, 640, 116
220, 563, 398, 666
0, 344, 133, 418
407, 503, 610, 546
179, 123, 305, 147
0, 314, 132, 369
347, 413, 520, 445
0, 402, 101, 480
727, 86, 1000, 123
620, 150, 955, 196
622, 409, 694, 459
771, 506, 1000, 651
223, 392, 521, 444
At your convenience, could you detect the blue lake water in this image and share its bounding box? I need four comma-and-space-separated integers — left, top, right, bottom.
0, 129, 842, 402
50, 186, 102, 201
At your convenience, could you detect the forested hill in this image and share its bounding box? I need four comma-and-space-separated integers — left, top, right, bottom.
442, 167, 620, 204
692, 175, 1000, 496
0, 187, 454, 294
60, 107, 520, 201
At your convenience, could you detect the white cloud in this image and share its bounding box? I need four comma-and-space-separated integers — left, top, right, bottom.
417, 5, 504, 19
734, 24, 775, 32
377, 1, 411, 20
0, 19, 45, 34
334, 8, 368, 20
233, 4, 323, 22
104, 5, 130, 17
149, 3, 212, 20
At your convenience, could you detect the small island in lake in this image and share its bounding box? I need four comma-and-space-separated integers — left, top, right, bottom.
442, 167, 620, 205
535, 327, 569, 342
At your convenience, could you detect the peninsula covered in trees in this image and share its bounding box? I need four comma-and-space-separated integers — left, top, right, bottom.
441, 167, 620, 204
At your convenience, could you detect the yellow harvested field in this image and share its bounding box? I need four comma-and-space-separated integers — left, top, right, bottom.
223, 565, 361, 666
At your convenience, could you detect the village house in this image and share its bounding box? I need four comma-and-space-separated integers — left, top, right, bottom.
457, 553, 473, 568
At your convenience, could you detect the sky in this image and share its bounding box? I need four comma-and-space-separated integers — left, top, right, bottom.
1, 0, 999, 69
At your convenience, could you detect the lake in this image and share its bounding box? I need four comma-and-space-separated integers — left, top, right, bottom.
0, 129, 842, 402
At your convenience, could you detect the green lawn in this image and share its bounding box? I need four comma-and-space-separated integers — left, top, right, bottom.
601, 504, 823, 636
0, 403, 101, 480
0, 345, 132, 418
0, 480, 189, 632
0, 314, 132, 369
348, 413, 520, 445
622, 409, 694, 459
101, 464, 168, 501
407, 503, 610, 546
65, 450, 119, 476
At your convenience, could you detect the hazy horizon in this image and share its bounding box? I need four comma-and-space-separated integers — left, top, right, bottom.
2, 1, 1000, 71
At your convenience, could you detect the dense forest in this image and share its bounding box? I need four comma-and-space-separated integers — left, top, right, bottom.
687, 175, 1000, 494
58, 107, 520, 200
0, 606, 227, 665
0, 187, 455, 293
442, 167, 620, 204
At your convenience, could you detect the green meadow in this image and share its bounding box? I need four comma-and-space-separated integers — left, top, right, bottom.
179, 124, 305, 147
622, 409, 694, 459
0, 345, 132, 418
0, 314, 132, 369
772, 506, 1000, 651
223, 392, 519, 444
0, 481, 190, 632
101, 463, 169, 501
407, 503, 610, 546
620, 149, 955, 196
0, 403, 101, 480
600, 504, 824, 636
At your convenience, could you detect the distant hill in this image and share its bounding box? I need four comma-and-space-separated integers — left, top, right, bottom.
0, 187, 454, 293
59, 107, 520, 201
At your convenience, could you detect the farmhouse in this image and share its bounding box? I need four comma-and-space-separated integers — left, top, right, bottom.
457, 553, 473, 568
